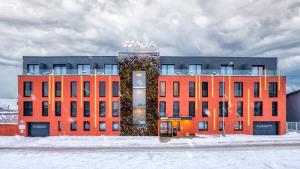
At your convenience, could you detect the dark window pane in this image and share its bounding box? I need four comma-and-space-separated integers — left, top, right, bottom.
42, 82, 48, 97
272, 102, 278, 116
99, 101, 106, 117
84, 81, 90, 97
173, 101, 179, 117
189, 101, 195, 117
254, 82, 260, 97
254, 102, 263, 116
71, 101, 77, 117
23, 101, 32, 116
112, 81, 119, 97
159, 101, 166, 117
189, 81, 195, 97
237, 102, 243, 117
71, 81, 77, 97
55, 101, 61, 116
55, 82, 61, 97
84, 101, 90, 117
219, 82, 224, 97
71, 122, 77, 131
202, 102, 208, 117
219, 102, 228, 117
24, 82, 32, 97
234, 82, 243, 97
84, 121, 90, 131
269, 82, 278, 97
202, 82, 208, 97
42, 101, 48, 116
99, 81, 106, 97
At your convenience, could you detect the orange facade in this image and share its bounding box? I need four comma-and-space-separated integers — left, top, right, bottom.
18, 74, 286, 136
18, 75, 120, 136
0, 124, 18, 136
158, 75, 286, 136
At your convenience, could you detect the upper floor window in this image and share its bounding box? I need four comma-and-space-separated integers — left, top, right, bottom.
219, 101, 228, 117
202, 82, 208, 97
104, 64, 118, 75
237, 102, 243, 117
269, 82, 278, 97
254, 82, 260, 98
71, 101, 77, 117
272, 102, 278, 116
161, 65, 175, 75
234, 82, 243, 97
54, 64, 67, 75
159, 101, 166, 117
254, 101, 263, 116
189, 81, 195, 97
173, 101, 180, 117
84, 101, 90, 117
24, 82, 32, 97
84, 81, 90, 97
99, 101, 106, 117
71, 81, 77, 97
219, 82, 225, 97
112, 81, 119, 97
160, 81, 166, 97
77, 64, 90, 75
55, 101, 61, 116
221, 65, 233, 75
112, 102, 119, 117
252, 65, 265, 76
42, 82, 48, 97
173, 81, 180, 97
24, 101, 33, 116
189, 101, 195, 117
99, 81, 106, 97
188, 64, 201, 75
42, 101, 48, 116
27, 64, 39, 75
55, 82, 61, 97
202, 101, 208, 117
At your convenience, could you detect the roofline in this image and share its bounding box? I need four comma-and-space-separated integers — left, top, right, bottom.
287, 89, 300, 96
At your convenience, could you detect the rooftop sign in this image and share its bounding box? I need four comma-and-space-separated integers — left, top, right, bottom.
122, 40, 157, 52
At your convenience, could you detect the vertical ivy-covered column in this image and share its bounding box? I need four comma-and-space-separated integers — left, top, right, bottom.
118, 52, 160, 136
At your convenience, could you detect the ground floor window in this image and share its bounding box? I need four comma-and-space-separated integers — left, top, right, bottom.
84, 121, 90, 131
219, 121, 225, 131
112, 122, 119, 131
58, 121, 62, 131
71, 122, 77, 131
234, 121, 243, 131
99, 121, 106, 131
199, 121, 208, 131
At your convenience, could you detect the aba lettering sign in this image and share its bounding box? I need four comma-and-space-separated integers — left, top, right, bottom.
122, 40, 157, 52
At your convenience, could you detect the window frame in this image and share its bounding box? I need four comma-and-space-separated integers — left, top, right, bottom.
173, 81, 180, 97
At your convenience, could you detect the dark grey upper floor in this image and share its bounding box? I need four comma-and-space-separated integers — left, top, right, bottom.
22, 53, 278, 75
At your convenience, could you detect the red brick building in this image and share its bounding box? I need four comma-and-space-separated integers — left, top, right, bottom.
17, 53, 286, 136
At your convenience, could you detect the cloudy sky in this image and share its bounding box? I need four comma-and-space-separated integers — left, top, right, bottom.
0, 0, 300, 98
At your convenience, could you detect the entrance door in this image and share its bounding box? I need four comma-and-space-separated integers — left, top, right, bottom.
28, 122, 50, 137
160, 122, 172, 137
253, 122, 278, 135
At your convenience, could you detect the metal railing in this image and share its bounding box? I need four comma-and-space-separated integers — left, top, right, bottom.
287, 122, 300, 133
22, 69, 119, 76
160, 69, 279, 76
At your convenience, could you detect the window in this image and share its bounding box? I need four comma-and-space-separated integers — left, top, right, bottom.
173, 81, 180, 97
99, 81, 106, 97
112, 102, 119, 117
219, 82, 224, 97
55, 82, 61, 97
132, 71, 146, 125
54, 64, 66, 75
173, 101, 179, 117
254, 82, 260, 97
237, 102, 243, 117
104, 64, 118, 75
42, 82, 48, 97
84, 121, 90, 131
254, 101, 263, 116
234, 82, 243, 97
252, 65, 264, 75
112, 122, 119, 131
159, 101, 166, 117
221, 65, 233, 75
199, 121, 208, 131
202, 102, 208, 117
99, 122, 106, 131
71, 81, 77, 97
99, 101, 106, 117
177, 121, 180, 131
269, 82, 278, 97
42, 101, 48, 116
71, 101, 77, 117
189, 81, 195, 97
84, 81, 90, 97
219, 121, 225, 131
58, 121, 62, 131
160, 81, 166, 97
24, 82, 32, 97
112, 81, 119, 97
77, 64, 90, 75
234, 121, 243, 131
188, 64, 201, 75
70, 122, 77, 131
272, 102, 278, 116
84, 101, 90, 117
219, 102, 228, 117
161, 64, 175, 75
189, 101, 195, 117
55, 101, 61, 116
27, 64, 39, 75
202, 82, 208, 97
24, 101, 32, 116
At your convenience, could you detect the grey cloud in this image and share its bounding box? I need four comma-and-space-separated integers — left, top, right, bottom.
0, 0, 300, 98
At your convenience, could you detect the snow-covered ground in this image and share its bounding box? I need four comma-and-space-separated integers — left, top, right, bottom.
0, 133, 300, 169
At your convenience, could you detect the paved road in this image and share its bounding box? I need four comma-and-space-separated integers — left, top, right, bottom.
1, 142, 300, 152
